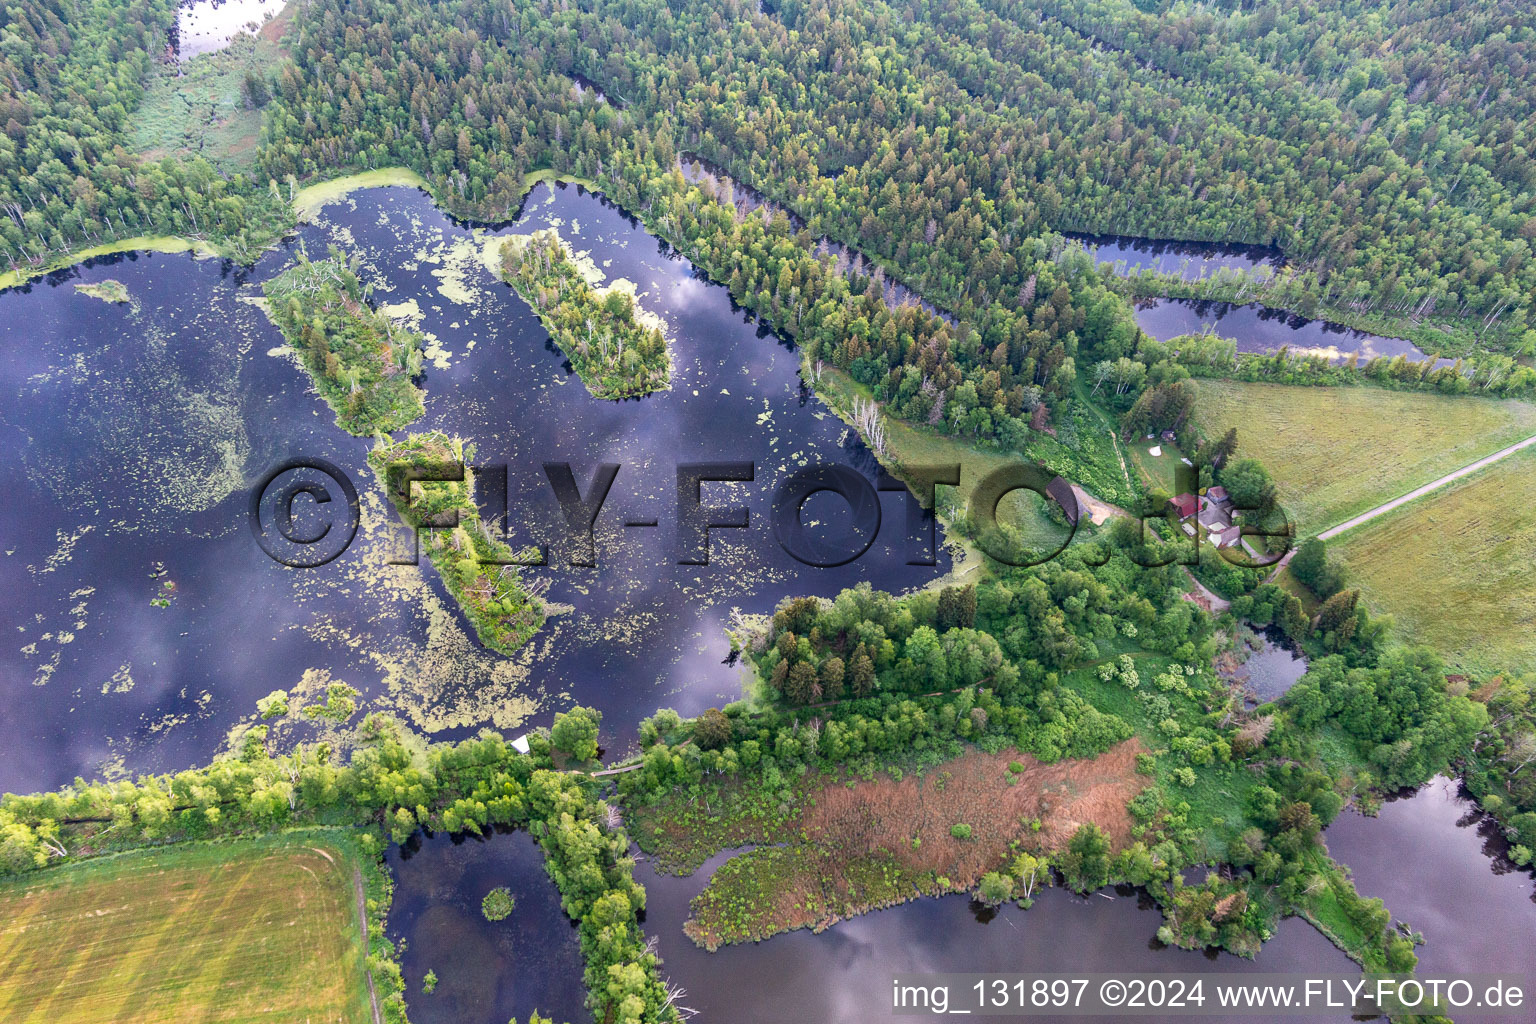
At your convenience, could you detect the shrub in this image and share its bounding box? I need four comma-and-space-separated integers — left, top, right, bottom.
482, 886, 515, 921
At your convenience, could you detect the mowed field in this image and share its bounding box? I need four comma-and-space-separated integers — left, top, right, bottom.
1190, 381, 1536, 533
0, 837, 372, 1024
1331, 446, 1536, 674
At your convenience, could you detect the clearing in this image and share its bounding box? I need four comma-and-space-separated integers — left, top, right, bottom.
129, 9, 293, 175
816, 367, 1074, 548
0, 836, 372, 1024
1189, 380, 1536, 534
1329, 445, 1536, 675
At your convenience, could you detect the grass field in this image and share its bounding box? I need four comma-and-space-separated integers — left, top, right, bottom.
1330, 445, 1536, 674
1126, 436, 1191, 496
1190, 381, 1536, 534
0, 836, 372, 1024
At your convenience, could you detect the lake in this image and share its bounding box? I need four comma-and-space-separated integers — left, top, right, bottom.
0, 180, 945, 794
1221, 626, 1309, 704
383, 772, 1536, 1024
176, 0, 286, 58
388, 827, 588, 1024
1134, 297, 1451, 368
1325, 777, 1536, 985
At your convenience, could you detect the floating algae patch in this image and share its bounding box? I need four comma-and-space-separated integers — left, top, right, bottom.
29, 525, 95, 576
74, 280, 130, 304
431, 236, 493, 305
379, 298, 425, 329
282, 487, 548, 734
101, 663, 135, 695
15, 311, 253, 531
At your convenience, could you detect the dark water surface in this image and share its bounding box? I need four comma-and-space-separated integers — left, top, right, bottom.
1325, 778, 1536, 978
388, 828, 587, 1024
1067, 233, 1283, 280
1234, 628, 1309, 704
630, 852, 1355, 1024
0, 181, 944, 794
1134, 297, 1448, 368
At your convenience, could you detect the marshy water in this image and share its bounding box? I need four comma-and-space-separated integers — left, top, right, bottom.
175, 0, 286, 58
0, 181, 944, 795
388, 827, 587, 1024
1134, 297, 1449, 368
2, 181, 1531, 1022
389, 777, 1534, 1024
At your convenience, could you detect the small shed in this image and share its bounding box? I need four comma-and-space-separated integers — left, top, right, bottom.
1044, 476, 1081, 525
1171, 493, 1199, 519
510, 734, 532, 754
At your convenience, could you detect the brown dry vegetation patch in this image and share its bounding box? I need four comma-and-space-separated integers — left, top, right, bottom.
259, 2, 297, 47
680, 740, 1148, 948
803, 739, 1145, 878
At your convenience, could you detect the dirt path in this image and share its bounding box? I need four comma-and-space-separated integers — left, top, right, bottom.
1071, 483, 1125, 525
1182, 568, 1231, 613
1318, 432, 1536, 541
353, 867, 383, 1024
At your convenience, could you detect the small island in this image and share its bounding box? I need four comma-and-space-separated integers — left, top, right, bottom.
498, 230, 670, 398
262, 250, 426, 434
74, 279, 130, 304
370, 431, 545, 655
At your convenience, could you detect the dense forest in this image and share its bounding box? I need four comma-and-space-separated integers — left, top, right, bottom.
7, 0, 1535, 340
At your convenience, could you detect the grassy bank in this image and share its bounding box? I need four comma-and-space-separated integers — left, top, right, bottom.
293, 167, 433, 222
0, 831, 376, 1024
1190, 380, 1536, 534
1330, 446, 1536, 674
0, 236, 222, 292
813, 366, 1077, 548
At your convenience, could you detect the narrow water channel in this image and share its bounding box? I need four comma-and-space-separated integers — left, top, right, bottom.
1134, 297, 1447, 367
